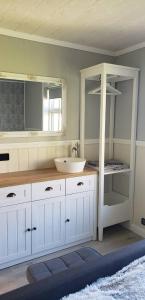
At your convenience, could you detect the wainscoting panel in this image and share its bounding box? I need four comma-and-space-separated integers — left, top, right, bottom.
0, 142, 74, 173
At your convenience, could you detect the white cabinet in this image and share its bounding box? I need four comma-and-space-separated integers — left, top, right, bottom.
0, 173, 97, 268
0, 202, 31, 265
65, 191, 95, 244
32, 179, 65, 201
0, 184, 31, 207
66, 175, 95, 195
32, 196, 65, 254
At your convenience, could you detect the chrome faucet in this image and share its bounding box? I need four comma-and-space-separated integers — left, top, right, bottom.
72, 142, 80, 157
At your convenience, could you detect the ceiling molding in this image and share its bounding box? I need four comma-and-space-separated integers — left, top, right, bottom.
0, 27, 115, 56
115, 41, 145, 56
1, 27, 145, 57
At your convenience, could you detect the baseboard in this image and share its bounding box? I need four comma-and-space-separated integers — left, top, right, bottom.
122, 222, 145, 238
130, 224, 145, 238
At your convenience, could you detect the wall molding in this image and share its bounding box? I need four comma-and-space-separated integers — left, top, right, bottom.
115, 40, 145, 57
1, 27, 145, 57
85, 138, 109, 144
0, 140, 79, 149
113, 138, 131, 145
130, 224, 145, 238
0, 27, 114, 56
122, 222, 145, 238
136, 140, 145, 147
85, 138, 145, 147
1, 138, 145, 149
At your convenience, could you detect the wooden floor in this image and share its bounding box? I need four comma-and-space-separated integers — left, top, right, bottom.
0, 225, 142, 295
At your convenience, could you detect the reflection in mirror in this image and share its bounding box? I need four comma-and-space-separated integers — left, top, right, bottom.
0, 77, 65, 134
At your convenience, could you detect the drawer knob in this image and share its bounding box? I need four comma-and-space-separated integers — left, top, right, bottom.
32, 227, 37, 231
65, 218, 70, 223
45, 187, 53, 191
6, 192, 16, 198
77, 182, 84, 186
26, 228, 31, 232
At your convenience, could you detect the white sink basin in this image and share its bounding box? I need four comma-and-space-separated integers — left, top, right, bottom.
54, 157, 86, 173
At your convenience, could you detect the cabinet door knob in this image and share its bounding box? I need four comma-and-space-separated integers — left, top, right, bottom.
6, 192, 16, 198
77, 182, 84, 186
32, 227, 37, 231
65, 218, 70, 223
45, 186, 53, 191
26, 228, 31, 232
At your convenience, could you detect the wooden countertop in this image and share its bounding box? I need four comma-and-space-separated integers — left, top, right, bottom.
0, 168, 97, 188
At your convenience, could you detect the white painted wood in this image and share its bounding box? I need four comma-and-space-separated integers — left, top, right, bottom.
0, 203, 31, 264
65, 192, 95, 244
0, 28, 114, 56
0, 140, 79, 149
32, 179, 65, 201
0, 141, 77, 174
80, 75, 85, 159
98, 68, 107, 241
109, 94, 115, 159
0, 71, 66, 138
103, 192, 130, 227
129, 76, 139, 222
66, 175, 96, 195
80, 64, 139, 81
0, 173, 97, 268
0, 184, 31, 207
80, 63, 139, 241
32, 196, 65, 254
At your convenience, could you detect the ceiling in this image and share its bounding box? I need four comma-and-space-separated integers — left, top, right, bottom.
0, 0, 145, 54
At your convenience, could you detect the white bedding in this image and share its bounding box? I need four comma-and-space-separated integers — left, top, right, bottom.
62, 254, 145, 300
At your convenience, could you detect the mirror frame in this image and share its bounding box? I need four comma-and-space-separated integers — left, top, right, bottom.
0, 71, 67, 137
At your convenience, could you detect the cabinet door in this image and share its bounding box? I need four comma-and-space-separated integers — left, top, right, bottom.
0, 203, 31, 265
32, 196, 65, 254
65, 192, 95, 244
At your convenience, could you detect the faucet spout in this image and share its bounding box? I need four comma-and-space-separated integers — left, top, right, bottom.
71, 142, 79, 157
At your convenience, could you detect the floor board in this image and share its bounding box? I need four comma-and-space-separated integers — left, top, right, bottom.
0, 225, 142, 295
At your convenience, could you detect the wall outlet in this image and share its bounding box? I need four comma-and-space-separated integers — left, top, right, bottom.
141, 218, 145, 226
0, 153, 9, 161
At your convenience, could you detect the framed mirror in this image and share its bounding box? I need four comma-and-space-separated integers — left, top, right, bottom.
0, 72, 66, 137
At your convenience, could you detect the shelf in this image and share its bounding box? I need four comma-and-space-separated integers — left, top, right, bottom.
104, 191, 128, 206
87, 165, 131, 175
103, 191, 130, 227
104, 168, 131, 175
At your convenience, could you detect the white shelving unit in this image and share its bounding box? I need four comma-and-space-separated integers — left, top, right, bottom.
80, 63, 139, 241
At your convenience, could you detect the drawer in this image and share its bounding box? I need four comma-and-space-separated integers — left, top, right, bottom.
66, 175, 96, 195
0, 184, 31, 207
32, 179, 65, 201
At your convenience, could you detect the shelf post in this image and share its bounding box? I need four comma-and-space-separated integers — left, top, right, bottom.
80, 75, 85, 158
98, 67, 107, 241
129, 75, 139, 222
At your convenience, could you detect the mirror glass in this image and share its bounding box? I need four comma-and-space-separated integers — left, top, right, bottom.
0, 77, 65, 134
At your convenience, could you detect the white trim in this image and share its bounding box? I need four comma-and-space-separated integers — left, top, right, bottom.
85, 138, 145, 146
85, 139, 109, 144
0, 71, 67, 138
136, 140, 145, 147
130, 224, 145, 238
115, 41, 145, 56
0, 139, 79, 149
113, 138, 131, 145
122, 222, 145, 238
0, 71, 64, 84
1, 27, 145, 57
0, 27, 115, 56
1, 138, 145, 150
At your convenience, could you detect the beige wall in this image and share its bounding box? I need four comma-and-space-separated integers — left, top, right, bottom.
0, 35, 113, 144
